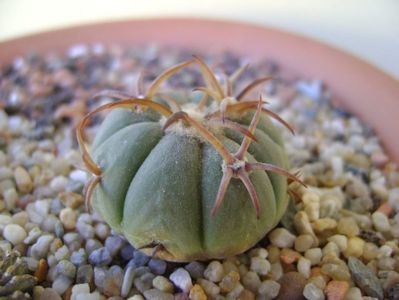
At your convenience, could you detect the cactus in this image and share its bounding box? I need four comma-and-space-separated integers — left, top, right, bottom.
77, 56, 304, 261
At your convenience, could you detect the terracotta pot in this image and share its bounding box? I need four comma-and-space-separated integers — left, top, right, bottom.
1, 18, 398, 162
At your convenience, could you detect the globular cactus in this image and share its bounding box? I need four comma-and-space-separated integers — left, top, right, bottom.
77, 56, 304, 261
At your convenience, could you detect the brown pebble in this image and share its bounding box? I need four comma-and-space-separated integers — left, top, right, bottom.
376, 202, 393, 216
63, 286, 72, 300
13, 243, 28, 256
239, 289, 255, 300
34, 259, 48, 283
324, 280, 349, 300
58, 192, 84, 209
40, 288, 62, 300
276, 272, 306, 300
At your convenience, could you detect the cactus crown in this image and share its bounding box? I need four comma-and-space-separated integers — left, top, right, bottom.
77, 56, 305, 218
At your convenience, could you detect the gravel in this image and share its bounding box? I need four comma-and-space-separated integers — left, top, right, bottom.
0, 44, 398, 299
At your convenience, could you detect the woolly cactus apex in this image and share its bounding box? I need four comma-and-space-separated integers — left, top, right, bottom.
77, 57, 304, 261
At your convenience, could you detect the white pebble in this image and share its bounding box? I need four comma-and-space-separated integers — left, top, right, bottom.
0, 214, 12, 226
35, 199, 50, 216
50, 176, 69, 192
55, 245, 70, 261
327, 235, 348, 252
372, 211, 391, 232
322, 241, 341, 257
169, 268, 193, 293
297, 257, 311, 278
3, 188, 17, 210
378, 245, 393, 257
71, 283, 90, 300
250, 257, 271, 276
345, 287, 362, 300
268, 228, 296, 248
248, 247, 268, 259
69, 170, 87, 183
121, 266, 136, 297
305, 248, 322, 266
258, 280, 280, 298
76, 292, 100, 300
3, 223, 27, 245
127, 296, 144, 300
204, 261, 224, 282
303, 282, 325, 300
0, 240, 12, 252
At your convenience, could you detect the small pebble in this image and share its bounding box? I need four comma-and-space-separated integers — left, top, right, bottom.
75, 292, 101, 300
52, 275, 73, 295
242, 271, 261, 292
70, 248, 87, 266
94, 223, 110, 240
250, 257, 271, 276
34, 258, 48, 282
50, 176, 68, 192
76, 264, 94, 286
40, 288, 62, 300
88, 247, 112, 266
258, 280, 280, 298
327, 234, 348, 252
148, 258, 167, 275
153, 275, 174, 293
127, 296, 144, 300
143, 289, 174, 300
105, 235, 124, 257
185, 261, 205, 279
59, 208, 77, 230
269, 228, 296, 248
324, 280, 349, 300
189, 284, 207, 300
371, 211, 391, 232
121, 266, 136, 297
297, 257, 311, 278
295, 234, 315, 252
204, 261, 224, 283
303, 283, 324, 300
276, 272, 306, 300
131, 250, 150, 267
343, 237, 365, 258
76, 221, 95, 239
71, 283, 90, 300
169, 268, 193, 293
14, 166, 33, 193
55, 259, 77, 278
348, 257, 384, 300
103, 265, 124, 296
219, 271, 240, 293
197, 278, 220, 297
344, 287, 362, 300
31, 235, 55, 259
3, 223, 27, 245
337, 217, 359, 237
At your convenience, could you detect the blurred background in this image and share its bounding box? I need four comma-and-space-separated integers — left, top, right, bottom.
1, 0, 398, 79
